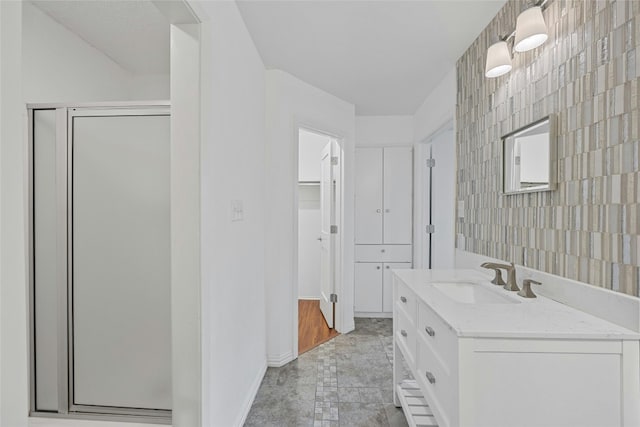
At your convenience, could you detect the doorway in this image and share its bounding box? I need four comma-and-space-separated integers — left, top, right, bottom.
417, 120, 456, 269
296, 128, 341, 355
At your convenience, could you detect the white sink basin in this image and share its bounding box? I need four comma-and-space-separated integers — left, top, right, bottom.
432, 282, 520, 304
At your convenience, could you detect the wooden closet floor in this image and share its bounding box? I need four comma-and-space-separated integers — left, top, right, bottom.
298, 299, 339, 355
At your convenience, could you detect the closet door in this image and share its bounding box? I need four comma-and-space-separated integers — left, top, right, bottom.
354, 263, 382, 312
383, 147, 412, 244
355, 148, 383, 244
71, 110, 171, 411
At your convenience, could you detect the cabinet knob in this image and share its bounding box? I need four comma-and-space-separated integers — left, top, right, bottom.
376, 209, 382, 213
381, 249, 386, 253
400, 296, 407, 303
385, 209, 390, 213
400, 330, 407, 337
425, 326, 435, 337
386, 265, 390, 269
376, 266, 381, 270
426, 371, 436, 384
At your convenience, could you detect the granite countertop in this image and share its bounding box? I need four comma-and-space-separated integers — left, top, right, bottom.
393, 269, 640, 340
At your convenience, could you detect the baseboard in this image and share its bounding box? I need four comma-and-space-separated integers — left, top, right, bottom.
234, 359, 267, 427
266, 351, 293, 367
354, 312, 393, 319
298, 297, 320, 301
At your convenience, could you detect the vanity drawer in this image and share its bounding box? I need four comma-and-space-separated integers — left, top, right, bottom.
396, 304, 416, 365
355, 244, 412, 262
418, 301, 457, 374
417, 336, 456, 427
395, 279, 416, 322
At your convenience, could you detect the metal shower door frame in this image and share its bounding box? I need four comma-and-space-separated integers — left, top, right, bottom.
28, 102, 172, 425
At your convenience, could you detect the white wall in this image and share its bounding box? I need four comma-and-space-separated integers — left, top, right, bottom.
128, 73, 170, 101
22, 2, 168, 103
1, 2, 29, 426
412, 68, 456, 143
170, 22, 201, 427
298, 129, 331, 182
197, 2, 267, 426
298, 185, 321, 299
265, 69, 356, 366
355, 115, 413, 147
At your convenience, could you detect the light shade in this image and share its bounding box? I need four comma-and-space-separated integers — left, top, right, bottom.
485, 41, 512, 78
514, 6, 548, 52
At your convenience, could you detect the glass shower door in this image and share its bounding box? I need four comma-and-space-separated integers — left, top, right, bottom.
69, 109, 171, 413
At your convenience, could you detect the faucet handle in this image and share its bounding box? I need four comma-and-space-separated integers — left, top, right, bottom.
480, 263, 507, 286
518, 279, 542, 298
489, 269, 506, 286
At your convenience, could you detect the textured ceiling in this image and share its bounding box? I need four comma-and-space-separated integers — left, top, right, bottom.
30, 0, 170, 74
238, 0, 507, 115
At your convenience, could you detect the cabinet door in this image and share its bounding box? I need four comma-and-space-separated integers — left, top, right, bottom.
383, 262, 412, 312
355, 148, 383, 244
354, 263, 383, 312
383, 147, 413, 244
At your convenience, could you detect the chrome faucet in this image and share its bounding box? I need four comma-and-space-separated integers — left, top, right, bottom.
481, 262, 520, 292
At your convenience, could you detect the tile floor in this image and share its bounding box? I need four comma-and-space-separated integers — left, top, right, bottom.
245, 318, 410, 427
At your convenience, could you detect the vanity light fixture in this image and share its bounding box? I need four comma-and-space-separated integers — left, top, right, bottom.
485, 40, 512, 78
484, 0, 549, 78
514, 6, 548, 52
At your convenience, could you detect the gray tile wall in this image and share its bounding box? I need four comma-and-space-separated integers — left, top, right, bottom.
456, 0, 640, 296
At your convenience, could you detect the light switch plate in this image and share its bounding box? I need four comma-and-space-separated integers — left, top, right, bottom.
231, 199, 244, 222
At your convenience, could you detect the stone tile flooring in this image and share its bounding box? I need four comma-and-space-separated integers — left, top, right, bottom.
245, 318, 410, 427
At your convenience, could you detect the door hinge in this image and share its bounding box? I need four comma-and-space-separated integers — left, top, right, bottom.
330, 293, 338, 303
426, 224, 435, 234
331, 156, 339, 166
426, 158, 436, 168
330, 225, 338, 234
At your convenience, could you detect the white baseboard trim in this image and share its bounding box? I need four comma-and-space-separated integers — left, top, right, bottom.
234, 360, 267, 427
354, 312, 393, 319
298, 297, 320, 301
266, 351, 293, 367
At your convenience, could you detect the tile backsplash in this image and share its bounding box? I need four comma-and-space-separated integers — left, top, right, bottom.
456, 0, 640, 296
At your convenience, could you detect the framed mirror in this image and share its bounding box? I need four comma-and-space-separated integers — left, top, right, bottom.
502, 116, 556, 194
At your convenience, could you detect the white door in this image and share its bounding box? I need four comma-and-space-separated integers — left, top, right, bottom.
383, 147, 413, 244
319, 142, 335, 328
354, 263, 382, 312
430, 128, 455, 268
355, 148, 383, 243
71, 110, 171, 410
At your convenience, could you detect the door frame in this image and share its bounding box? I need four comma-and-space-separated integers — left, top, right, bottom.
27, 103, 172, 424
413, 118, 454, 269
293, 123, 345, 360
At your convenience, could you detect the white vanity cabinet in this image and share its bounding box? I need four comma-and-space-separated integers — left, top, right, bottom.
354, 146, 412, 316
392, 270, 640, 427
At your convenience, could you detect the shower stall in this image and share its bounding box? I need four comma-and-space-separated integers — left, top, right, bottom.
28, 103, 172, 423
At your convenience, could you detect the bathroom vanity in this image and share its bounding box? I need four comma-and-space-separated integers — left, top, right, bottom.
392, 269, 640, 427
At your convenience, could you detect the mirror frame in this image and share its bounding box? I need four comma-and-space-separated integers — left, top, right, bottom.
501, 115, 557, 195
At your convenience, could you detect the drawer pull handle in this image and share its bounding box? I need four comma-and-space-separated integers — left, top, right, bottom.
426, 371, 436, 384
425, 326, 435, 337
400, 330, 407, 337
400, 296, 407, 303
376, 266, 381, 270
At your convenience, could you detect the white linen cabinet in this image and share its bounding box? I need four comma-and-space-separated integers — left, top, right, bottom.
354, 147, 412, 316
